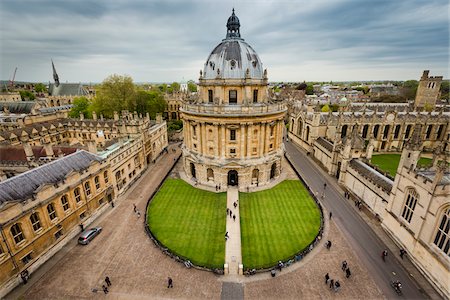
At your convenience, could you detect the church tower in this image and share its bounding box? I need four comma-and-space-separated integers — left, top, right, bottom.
414, 70, 442, 109
180, 10, 287, 191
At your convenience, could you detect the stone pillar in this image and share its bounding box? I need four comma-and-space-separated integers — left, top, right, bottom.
22, 142, 34, 161
240, 124, 246, 158
86, 140, 97, 154
259, 123, 265, 156
201, 123, 207, 155
113, 111, 119, 121
247, 124, 252, 159
264, 123, 270, 154
43, 142, 54, 158
92, 111, 97, 121
221, 124, 226, 158
214, 123, 219, 157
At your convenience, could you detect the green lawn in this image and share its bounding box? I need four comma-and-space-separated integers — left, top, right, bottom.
147, 179, 227, 269
240, 180, 321, 269
371, 154, 432, 177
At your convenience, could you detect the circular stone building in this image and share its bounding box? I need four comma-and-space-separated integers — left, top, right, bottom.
180, 10, 286, 191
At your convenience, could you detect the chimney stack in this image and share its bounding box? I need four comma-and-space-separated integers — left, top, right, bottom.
22, 142, 34, 161
43, 142, 54, 158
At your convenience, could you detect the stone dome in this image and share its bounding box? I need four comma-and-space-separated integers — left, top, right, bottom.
202, 10, 264, 80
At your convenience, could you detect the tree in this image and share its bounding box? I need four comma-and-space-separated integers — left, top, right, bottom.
69, 97, 90, 118
91, 74, 136, 118
401, 80, 418, 100
187, 80, 197, 92
321, 104, 330, 112
171, 82, 180, 92
440, 80, 449, 101
19, 91, 35, 101
305, 83, 314, 95
135, 89, 167, 118
34, 83, 47, 93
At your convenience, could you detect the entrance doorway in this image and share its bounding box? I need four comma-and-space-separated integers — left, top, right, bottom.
190, 163, 196, 179
228, 170, 238, 186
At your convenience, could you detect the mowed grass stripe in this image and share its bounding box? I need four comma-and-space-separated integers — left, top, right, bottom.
147, 179, 226, 269
240, 180, 321, 269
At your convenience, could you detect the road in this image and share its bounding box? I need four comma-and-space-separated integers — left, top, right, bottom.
285, 141, 429, 300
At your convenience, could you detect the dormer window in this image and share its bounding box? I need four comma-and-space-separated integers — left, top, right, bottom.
253, 90, 258, 103
208, 90, 213, 103
230, 60, 236, 69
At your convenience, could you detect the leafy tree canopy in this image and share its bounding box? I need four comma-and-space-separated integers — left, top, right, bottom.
34, 83, 47, 93
187, 80, 197, 92
69, 96, 91, 118
19, 91, 35, 101
305, 84, 314, 95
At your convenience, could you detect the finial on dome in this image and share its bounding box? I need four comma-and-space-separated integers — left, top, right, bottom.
226, 8, 241, 39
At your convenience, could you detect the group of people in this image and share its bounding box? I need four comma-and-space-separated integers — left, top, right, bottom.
324, 273, 340, 292
215, 184, 221, 191
325, 240, 332, 250
133, 203, 141, 218
101, 276, 112, 294
226, 202, 238, 223
341, 260, 351, 278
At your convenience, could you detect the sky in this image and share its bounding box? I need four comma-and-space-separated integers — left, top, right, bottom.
0, 0, 448, 83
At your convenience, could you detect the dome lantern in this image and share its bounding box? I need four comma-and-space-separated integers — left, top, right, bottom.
226, 8, 241, 39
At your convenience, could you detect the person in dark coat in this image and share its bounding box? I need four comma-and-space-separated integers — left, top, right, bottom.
325, 273, 330, 284
105, 276, 111, 286
346, 268, 351, 278
167, 277, 173, 288
102, 285, 109, 294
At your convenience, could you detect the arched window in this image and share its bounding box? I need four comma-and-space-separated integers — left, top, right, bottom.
252, 169, 259, 183
394, 125, 401, 139
47, 203, 57, 220
207, 168, 214, 181
341, 125, 348, 138
305, 126, 310, 142
104, 171, 109, 184
84, 181, 91, 196
373, 125, 380, 138
30, 212, 41, 231
362, 125, 369, 139
61, 195, 70, 211
95, 176, 100, 190
405, 124, 412, 139
290, 119, 295, 132
297, 120, 303, 137
10, 224, 25, 244
270, 163, 277, 179
74, 187, 81, 202
401, 188, 418, 223
433, 207, 450, 256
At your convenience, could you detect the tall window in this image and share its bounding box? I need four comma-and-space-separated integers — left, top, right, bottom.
341, 125, 348, 138
373, 125, 380, 138
425, 125, 432, 139
74, 187, 81, 203
192, 125, 197, 138
104, 171, 109, 184
401, 189, 418, 223
229, 90, 237, 104
95, 176, 100, 190
61, 195, 70, 211
434, 207, 450, 256
362, 125, 369, 139
208, 90, 213, 103
436, 125, 444, 139
405, 125, 412, 139
253, 90, 258, 103
394, 125, 401, 139
30, 213, 41, 231
47, 203, 57, 220
383, 125, 390, 139
84, 182, 91, 196
230, 129, 236, 141
11, 224, 24, 244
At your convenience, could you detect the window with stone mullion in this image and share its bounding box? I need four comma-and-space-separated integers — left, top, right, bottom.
401, 191, 417, 223
434, 208, 450, 256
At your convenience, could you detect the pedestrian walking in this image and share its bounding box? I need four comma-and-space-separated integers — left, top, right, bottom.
105, 276, 111, 286
227, 208, 229, 215
271, 269, 276, 277
400, 249, 406, 259
137, 210, 141, 218
323, 182, 327, 190
346, 268, 351, 278
233, 202, 237, 208
341, 260, 347, 271
329, 211, 332, 219
329, 279, 334, 289
233, 214, 236, 222
102, 285, 109, 294
225, 231, 229, 240
326, 240, 332, 249
334, 280, 341, 292
167, 277, 173, 288
110, 201, 114, 208
79, 223, 84, 232
278, 261, 284, 271
325, 273, 330, 284
133, 203, 137, 213
382, 249, 388, 262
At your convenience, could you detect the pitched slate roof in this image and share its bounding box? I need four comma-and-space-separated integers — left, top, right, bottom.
0, 102, 37, 114
0, 146, 78, 162
48, 83, 88, 96
0, 150, 103, 204
315, 137, 333, 152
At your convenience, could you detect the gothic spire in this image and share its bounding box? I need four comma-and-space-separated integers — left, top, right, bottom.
52, 59, 60, 87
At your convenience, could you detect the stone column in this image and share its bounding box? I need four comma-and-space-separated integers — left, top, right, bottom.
259, 122, 266, 155
214, 123, 219, 157
247, 124, 252, 159
240, 124, 246, 158
201, 123, 207, 155
221, 124, 226, 158
264, 123, 270, 154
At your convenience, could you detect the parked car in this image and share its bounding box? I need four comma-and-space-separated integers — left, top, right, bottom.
78, 227, 102, 245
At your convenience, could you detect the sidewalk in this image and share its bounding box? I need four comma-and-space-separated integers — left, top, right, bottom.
224, 187, 242, 276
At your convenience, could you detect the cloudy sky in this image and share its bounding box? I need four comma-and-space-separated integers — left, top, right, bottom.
0, 0, 448, 83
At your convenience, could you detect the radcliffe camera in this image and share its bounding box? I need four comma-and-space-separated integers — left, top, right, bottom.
0, 1, 448, 300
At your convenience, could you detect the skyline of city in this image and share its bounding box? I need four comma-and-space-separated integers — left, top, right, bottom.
1, 0, 449, 83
